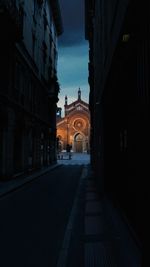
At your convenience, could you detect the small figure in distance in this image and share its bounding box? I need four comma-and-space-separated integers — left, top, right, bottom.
66, 144, 72, 160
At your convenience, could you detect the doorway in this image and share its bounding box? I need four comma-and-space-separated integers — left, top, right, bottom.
74, 133, 84, 153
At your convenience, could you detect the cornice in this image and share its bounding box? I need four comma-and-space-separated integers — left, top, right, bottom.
49, 0, 63, 36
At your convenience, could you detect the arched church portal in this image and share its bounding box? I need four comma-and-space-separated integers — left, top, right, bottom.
74, 133, 84, 153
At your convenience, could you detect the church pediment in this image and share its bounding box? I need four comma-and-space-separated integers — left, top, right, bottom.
65, 101, 89, 115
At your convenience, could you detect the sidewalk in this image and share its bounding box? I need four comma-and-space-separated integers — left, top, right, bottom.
62, 166, 142, 267
0, 164, 61, 198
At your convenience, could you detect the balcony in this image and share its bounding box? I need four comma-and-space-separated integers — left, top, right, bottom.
0, 0, 23, 41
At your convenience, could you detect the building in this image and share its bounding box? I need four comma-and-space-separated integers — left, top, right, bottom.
85, 0, 149, 260
0, 0, 63, 180
56, 89, 90, 153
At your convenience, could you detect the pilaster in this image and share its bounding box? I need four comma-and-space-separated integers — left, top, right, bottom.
3, 110, 15, 179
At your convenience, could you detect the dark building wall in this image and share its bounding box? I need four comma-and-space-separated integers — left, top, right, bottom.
85, 0, 149, 254
0, 0, 63, 179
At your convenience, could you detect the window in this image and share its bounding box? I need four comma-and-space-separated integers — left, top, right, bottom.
77, 106, 82, 110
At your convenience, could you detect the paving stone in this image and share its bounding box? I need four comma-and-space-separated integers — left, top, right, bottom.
85, 192, 99, 201
86, 180, 95, 186
85, 215, 103, 236
85, 201, 103, 215
85, 185, 97, 192
84, 242, 114, 267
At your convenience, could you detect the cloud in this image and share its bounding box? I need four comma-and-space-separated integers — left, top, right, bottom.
59, 0, 85, 47
58, 43, 88, 89
59, 43, 88, 57
57, 0, 89, 114
58, 33, 85, 47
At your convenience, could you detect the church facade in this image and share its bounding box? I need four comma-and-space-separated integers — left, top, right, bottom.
56, 89, 90, 153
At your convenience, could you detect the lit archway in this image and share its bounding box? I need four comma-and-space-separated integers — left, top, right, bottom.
74, 133, 84, 153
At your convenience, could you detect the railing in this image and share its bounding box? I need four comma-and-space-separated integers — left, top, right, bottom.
57, 152, 72, 160
0, 0, 23, 40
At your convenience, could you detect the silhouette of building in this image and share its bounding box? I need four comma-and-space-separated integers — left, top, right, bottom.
56, 89, 90, 153
85, 0, 149, 261
0, 0, 63, 179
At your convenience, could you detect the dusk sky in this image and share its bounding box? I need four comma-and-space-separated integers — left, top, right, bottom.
57, 0, 89, 115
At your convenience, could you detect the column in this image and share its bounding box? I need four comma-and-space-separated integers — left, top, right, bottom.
43, 133, 48, 166
3, 110, 15, 179
33, 126, 41, 169
23, 126, 31, 172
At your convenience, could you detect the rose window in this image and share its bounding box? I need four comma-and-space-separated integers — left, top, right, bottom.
74, 119, 84, 131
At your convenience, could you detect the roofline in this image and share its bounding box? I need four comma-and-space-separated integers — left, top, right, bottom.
60, 109, 90, 121
66, 99, 89, 108
50, 0, 63, 36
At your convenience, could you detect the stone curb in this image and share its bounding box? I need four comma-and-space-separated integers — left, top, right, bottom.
56, 165, 88, 267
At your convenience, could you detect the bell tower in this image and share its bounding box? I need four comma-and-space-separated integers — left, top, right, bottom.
64, 95, 68, 116
65, 95, 68, 105
78, 88, 81, 100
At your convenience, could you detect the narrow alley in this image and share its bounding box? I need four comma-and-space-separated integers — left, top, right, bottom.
0, 0, 148, 266
0, 155, 141, 267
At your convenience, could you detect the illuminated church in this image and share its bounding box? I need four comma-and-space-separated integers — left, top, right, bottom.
56, 89, 90, 153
